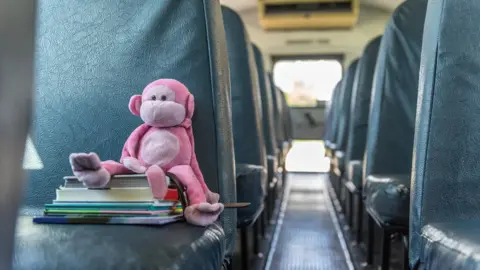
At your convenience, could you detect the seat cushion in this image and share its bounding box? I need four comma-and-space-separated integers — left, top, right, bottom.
346, 160, 363, 192
364, 174, 410, 227
13, 217, 225, 270
421, 222, 480, 270
236, 164, 266, 227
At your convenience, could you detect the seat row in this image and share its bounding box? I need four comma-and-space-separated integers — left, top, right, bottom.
324, 0, 480, 269
9, 1, 292, 270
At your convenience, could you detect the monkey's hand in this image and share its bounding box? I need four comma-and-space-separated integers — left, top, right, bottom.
122, 157, 147, 173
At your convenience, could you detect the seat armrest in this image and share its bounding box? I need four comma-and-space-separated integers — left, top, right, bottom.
364, 174, 410, 227
346, 160, 363, 192
236, 164, 265, 178
266, 155, 278, 185
236, 164, 267, 227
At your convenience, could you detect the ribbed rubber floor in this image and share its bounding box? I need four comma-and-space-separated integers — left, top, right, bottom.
266, 173, 353, 270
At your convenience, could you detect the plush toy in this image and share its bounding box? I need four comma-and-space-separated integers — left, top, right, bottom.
69, 79, 224, 226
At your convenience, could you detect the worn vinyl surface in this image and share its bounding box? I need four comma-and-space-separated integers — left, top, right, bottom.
266, 173, 353, 270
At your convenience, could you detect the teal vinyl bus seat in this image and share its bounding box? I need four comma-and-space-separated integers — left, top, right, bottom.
268, 75, 284, 162
267, 73, 287, 169
222, 6, 266, 228
278, 90, 293, 151
13, 1, 236, 269
410, 0, 480, 269
252, 44, 278, 221
332, 59, 358, 177
362, 0, 427, 268
330, 59, 358, 199
344, 36, 381, 193
276, 89, 292, 190
342, 36, 382, 241
324, 81, 342, 158
267, 73, 287, 221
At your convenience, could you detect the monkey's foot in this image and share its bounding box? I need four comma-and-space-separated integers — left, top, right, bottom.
69, 152, 110, 188
184, 203, 224, 226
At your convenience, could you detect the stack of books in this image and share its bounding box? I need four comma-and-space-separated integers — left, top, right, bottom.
33, 174, 185, 226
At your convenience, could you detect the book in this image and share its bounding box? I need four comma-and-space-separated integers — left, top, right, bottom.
33, 215, 184, 225
45, 202, 177, 209
55, 174, 179, 202
62, 174, 156, 189
56, 187, 155, 202
43, 202, 183, 216
33, 173, 186, 226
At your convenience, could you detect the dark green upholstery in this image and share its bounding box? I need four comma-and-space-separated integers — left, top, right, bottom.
332, 59, 358, 173
252, 44, 278, 185
410, 0, 480, 268
14, 1, 236, 269
344, 36, 381, 190
346, 160, 362, 192
364, 174, 410, 227
278, 90, 293, 146
420, 223, 480, 269
222, 6, 267, 227
334, 59, 358, 153
363, 0, 427, 227
268, 73, 287, 167
324, 81, 341, 149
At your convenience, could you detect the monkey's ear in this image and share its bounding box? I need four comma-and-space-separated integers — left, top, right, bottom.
129, 95, 142, 116
186, 94, 194, 119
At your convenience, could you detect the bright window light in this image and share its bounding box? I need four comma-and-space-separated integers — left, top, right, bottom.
273, 59, 342, 107
273, 58, 342, 173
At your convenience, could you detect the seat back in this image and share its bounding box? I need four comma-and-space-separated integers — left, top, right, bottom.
345, 36, 382, 163
222, 7, 267, 169
363, 0, 427, 178
334, 59, 359, 152
276, 88, 285, 144
222, 6, 266, 171
410, 0, 480, 266
222, 7, 267, 226
28, 0, 236, 253
323, 81, 341, 144
252, 44, 277, 161
278, 89, 293, 144
268, 73, 284, 150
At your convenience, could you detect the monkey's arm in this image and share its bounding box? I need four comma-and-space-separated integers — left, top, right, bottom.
186, 128, 209, 193
119, 124, 151, 172
186, 128, 220, 204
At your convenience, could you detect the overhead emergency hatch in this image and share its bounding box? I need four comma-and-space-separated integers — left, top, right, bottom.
258, 0, 360, 30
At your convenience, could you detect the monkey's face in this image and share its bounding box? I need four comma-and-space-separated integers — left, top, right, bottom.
139, 85, 186, 128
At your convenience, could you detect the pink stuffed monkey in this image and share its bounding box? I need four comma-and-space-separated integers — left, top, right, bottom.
69, 79, 224, 226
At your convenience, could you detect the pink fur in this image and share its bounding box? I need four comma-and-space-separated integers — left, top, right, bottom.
69, 79, 223, 226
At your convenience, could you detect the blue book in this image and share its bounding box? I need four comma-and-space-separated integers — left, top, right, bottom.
33, 214, 184, 226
